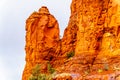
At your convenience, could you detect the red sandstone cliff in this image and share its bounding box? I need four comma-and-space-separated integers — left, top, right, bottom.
22, 6, 60, 80
22, 0, 120, 80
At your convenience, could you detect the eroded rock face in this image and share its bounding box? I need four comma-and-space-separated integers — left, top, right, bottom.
22, 6, 60, 80
55, 0, 120, 79
70, 0, 120, 69
22, 0, 120, 80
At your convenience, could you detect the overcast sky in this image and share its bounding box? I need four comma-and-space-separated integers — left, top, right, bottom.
0, 0, 71, 80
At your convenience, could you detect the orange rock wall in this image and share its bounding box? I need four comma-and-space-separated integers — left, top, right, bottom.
71, 0, 120, 54
69, 0, 120, 70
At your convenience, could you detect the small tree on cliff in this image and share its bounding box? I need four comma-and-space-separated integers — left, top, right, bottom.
29, 64, 41, 80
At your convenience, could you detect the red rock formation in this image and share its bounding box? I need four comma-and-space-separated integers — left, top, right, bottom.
22, 6, 60, 80
22, 0, 120, 80
55, 0, 120, 79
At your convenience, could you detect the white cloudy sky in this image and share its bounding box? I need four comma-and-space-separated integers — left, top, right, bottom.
0, 0, 71, 80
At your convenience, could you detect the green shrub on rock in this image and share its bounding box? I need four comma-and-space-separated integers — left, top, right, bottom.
66, 51, 75, 59
29, 63, 55, 80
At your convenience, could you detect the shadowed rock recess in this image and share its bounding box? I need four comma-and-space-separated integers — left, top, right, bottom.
22, 0, 120, 80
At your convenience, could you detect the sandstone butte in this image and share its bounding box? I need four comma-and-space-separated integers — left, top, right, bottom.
22, 0, 120, 80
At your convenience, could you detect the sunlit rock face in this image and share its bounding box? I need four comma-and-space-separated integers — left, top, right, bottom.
59, 0, 120, 71
22, 6, 60, 80
22, 0, 120, 80
56, 0, 120, 79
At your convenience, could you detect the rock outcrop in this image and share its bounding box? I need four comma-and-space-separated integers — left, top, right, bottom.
22, 0, 120, 80
22, 6, 60, 80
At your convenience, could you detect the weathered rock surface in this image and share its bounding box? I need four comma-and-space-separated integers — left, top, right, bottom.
22, 0, 120, 80
22, 6, 60, 80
